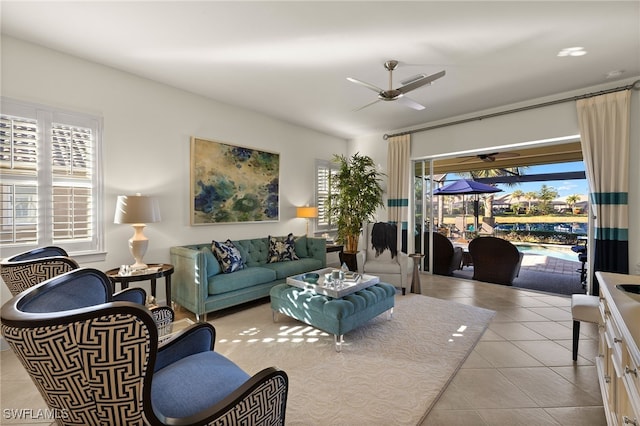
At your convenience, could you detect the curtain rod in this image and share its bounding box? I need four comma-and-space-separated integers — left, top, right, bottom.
383, 79, 640, 140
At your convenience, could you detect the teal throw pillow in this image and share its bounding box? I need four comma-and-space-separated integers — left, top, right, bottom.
268, 233, 299, 263
212, 239, 245, 273
294, 235, 308, 258
202, 246, 221, 277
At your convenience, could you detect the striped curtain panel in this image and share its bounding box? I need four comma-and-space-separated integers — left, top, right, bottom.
577, 90, 630, 295
387, 134, 411, 252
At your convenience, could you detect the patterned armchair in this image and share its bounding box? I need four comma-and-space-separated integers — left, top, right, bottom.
1, 246, 78, 296
1, 246, 174, 327
1, 267, 289, 425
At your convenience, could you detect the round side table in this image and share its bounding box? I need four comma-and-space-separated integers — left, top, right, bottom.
105, 263, 174, 306
409, 253, 425, 294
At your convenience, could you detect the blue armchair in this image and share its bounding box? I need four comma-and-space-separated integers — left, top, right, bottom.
1, 267, 289, 425
1, 246, 173, 326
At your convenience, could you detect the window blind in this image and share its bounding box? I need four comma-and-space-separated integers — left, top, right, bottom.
315, 159, 338, 231
0, 99, 102, 255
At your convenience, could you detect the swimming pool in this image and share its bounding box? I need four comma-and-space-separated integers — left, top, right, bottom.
514, 243, 581, 263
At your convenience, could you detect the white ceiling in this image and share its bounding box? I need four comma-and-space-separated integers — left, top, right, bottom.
2, 1, 639, 139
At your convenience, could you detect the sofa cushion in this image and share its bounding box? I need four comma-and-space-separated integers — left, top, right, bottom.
268, 233, 299, 263
208, 266, 277, 295
212, 240, 245, 273
202, 246, 221, 277
234, 238, 269, 266
262, 258, 324, 279
363, 259, 401, 274
294, 235, 309, 258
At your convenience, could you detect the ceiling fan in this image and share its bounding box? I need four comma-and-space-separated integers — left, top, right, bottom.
347, 60, 445, 111
461, 152, 521, 163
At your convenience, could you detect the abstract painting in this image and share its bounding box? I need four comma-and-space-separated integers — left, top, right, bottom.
190, 137, 279, 224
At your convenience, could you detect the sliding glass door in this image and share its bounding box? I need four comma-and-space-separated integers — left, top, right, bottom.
413, 159, 436, 272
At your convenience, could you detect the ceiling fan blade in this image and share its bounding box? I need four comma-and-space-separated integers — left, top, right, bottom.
346, 77, 383, 94
397, 70, 446, 94
397, 96, 426, 111
353, 98, 381, 112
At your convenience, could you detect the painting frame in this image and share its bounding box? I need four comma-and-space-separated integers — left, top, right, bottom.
190, 137, 280, 225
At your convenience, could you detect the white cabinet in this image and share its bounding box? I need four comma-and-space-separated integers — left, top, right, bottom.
597, 272, 640, 425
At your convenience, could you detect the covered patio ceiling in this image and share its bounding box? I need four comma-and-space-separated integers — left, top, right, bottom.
430, 141, 583, 175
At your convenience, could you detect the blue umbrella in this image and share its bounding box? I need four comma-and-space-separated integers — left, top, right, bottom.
433, 179, 502, 232
433, 178, 503, 195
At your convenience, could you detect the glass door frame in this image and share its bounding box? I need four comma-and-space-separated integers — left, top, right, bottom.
412, 158, 436, 275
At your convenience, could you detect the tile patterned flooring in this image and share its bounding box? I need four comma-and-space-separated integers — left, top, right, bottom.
419, 273, 606, 426
0, 272, 606, 425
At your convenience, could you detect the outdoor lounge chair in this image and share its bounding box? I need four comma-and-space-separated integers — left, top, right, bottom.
424, 232, 463, 276
468, 236, 524, 285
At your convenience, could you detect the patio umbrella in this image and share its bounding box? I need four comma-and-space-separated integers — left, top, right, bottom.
433, 179, 503, 232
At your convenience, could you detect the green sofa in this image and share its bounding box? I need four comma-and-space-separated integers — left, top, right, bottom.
170, 236, 326, 321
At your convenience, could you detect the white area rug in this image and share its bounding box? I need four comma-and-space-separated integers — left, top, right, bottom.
210, 294, 495, 425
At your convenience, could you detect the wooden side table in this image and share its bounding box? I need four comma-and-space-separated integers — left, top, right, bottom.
105, 263, 174, 306
409, 253, 425, 294
326, 244, 344, 254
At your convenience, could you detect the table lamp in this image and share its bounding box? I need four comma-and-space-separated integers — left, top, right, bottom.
114, 193, 161, 270
296, 206, 318, 236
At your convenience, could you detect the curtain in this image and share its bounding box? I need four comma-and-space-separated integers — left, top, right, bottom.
577, 90, 630, 295
387, 134, 411, 252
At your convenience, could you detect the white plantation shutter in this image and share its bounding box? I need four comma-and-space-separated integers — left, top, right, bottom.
0, 115, 39, 244
0, 98, 102, 255
51, 123, 93, 242
315, 159, 338, 231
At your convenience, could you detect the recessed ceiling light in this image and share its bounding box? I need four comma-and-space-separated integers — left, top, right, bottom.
557, 47, 587, 57
606, 70, 625, 78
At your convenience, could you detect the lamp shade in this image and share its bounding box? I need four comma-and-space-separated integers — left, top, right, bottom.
296, 206, 318, 219
114, 194, 161, 224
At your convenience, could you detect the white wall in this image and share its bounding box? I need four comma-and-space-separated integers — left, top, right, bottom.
0, 36, 347, 304
350, 77, 640, 275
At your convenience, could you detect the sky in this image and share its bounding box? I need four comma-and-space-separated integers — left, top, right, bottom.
449, 161, 588, 199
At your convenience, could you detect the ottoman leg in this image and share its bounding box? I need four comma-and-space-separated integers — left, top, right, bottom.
334, 335, 344, 352
387, 307, 394, 320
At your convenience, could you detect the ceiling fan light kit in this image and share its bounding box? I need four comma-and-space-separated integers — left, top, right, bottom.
348, 59, 445, 111
460, 152, 521, 163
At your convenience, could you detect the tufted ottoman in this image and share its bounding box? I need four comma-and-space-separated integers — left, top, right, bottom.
270, 281, 396, 351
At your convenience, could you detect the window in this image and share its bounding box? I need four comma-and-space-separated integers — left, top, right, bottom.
315, 159, 338, 232
0, 98, 103, 257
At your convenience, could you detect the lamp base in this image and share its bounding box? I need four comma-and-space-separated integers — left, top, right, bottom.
129, 225, 149, 271
129, 262, 148, 271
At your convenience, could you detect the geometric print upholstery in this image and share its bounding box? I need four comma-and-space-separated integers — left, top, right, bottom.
1, 267, 289, 426
1, 257, 79, 296
211, 373, 288, 425
1, 311, 152, 425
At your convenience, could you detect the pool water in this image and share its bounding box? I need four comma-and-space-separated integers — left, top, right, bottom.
515, 243, 581, 263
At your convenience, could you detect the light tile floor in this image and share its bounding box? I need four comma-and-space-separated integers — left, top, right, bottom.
0, 272, 605, 425
419, 273, 605, 426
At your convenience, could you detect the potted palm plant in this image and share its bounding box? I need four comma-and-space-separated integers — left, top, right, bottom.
327, 153, 384, 253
